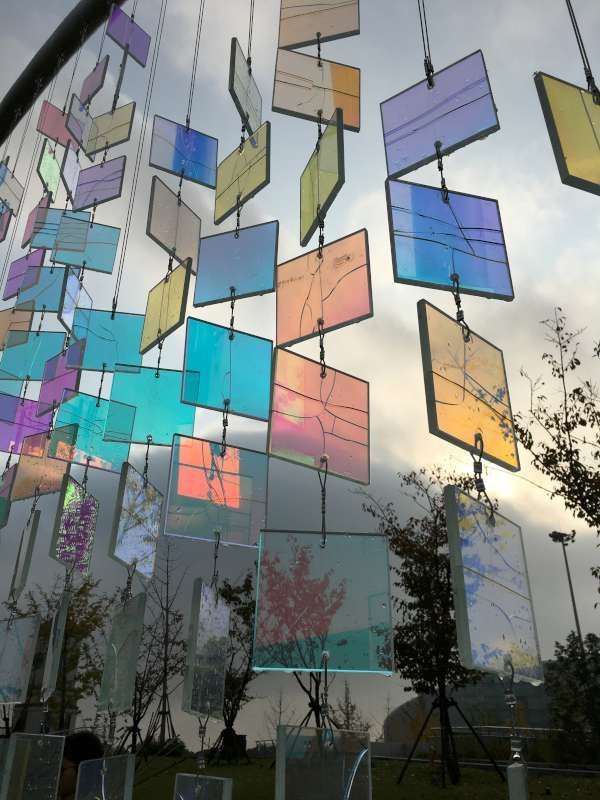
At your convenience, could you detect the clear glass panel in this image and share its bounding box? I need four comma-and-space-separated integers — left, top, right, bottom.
22, 195, 50, 248
0, 205, 11, 243
275, 726, 371, 800
0, 307, 33, 351
36, 99, 76, 148
149, 115, 218, 189
9, 510, 41, 601
58, 269, 93, 335
80, 54, 109, 106
106, 5, 151, 67
269, 348, 369, 484
146, 177, 202, 272
60, 142, 80, 203
165, 435, 268, 547
0, 618, 41, 705
195, 220, 278, 306
173, 774, 232, 800
66, 309, 144, 372
140, 261, 191, 354
37, 341, 84, 417
386, 178, 513, 299
36, 140, 62, 201
86, 102, 136, 157
0, 733, 64, 800
0, 160, 24, 213
75, 754, 135, 800
50, 475, 98, 574
52, 218, 120, 274
182, 579, 230, 719
15, 266, 66, 313
229, 37, 262, 134
110, 462, 163, 579
278, 0, 360, 48
182, 318, 272, 420
0, 394, 51, 454
273, 49, 360, 131
300, 109, 344, 246
214, 122, 270, 224
254, 530, 393, 672
97, 592, 147, 713
3, 249, 45, 300
0, 330, 65, 380
417, 300, 519, 470
40, 590, 70, 702
0, 464, 17, 529
444, 486, 543, 683
72, 155, 126, 212
381, 50, 499, 179
276, 228, 371, 346
66, 94, 94, 151
11, 426, 75, 500
30, 207, 91, 251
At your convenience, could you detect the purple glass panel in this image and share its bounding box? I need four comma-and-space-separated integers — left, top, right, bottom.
3, 250, 45, 301
72, 156, 126, 212
37, 340, 85, 418
80, 55, 109, 106
0, 394, 51, 454
0, 205, 11, 243
51, 475, 98, 574
36, 101, 77, 149
22, 195, 50, 248
106, 6, 151, 67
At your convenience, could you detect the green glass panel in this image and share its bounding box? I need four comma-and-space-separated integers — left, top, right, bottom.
0, 733, 64, 800
140, 260, 191, 354
0, 617, 41, 705
67, 309, 144, 372
214, 122, 270, 224
36, 139, 62, 201
50, 475, 99, 574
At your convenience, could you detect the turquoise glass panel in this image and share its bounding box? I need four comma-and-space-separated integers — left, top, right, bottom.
16, 266, 65, 312
182, 318, 272, 420
66, 309, 144, 372
253, 530, 394, 673
52, 220, 120, 274
0, 331, 65, 380
30, 207, 90, 250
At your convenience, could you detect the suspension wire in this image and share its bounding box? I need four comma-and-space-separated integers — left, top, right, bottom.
220, 399, 230, 457
450, 272, 471, 343
247, 0, 255, 65
317, 317, 327, 378
417, 0, 434, 87
434, 140, 448, 203
96, 6, 111, 64
143, 435, 152, 486
228, 287, 236, 340
318, 455, 329, 548
62, 33, 86, 113
186, 0, 207, 127
471, 433, 495, 524
13, 100, 36, 174
211, 530, 221, 588
565, 0, 600, 102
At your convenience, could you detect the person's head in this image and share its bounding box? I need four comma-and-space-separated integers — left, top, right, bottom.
59, 731, 104, 799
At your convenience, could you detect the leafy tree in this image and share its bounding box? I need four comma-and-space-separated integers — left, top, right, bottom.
330, 681, 370, 733
264, 687, 296, 740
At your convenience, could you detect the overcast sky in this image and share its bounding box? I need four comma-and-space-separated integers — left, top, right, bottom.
1, 0, 599, 748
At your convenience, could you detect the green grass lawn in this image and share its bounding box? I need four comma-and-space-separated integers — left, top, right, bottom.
133, 756, 600, 799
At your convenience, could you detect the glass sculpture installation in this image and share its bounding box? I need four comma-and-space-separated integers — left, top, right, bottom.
182, 318, 272, 420
0, 464, 17, 529
30, 206, 90, 250
0, 160, 24, 213
110, 462, 163, 579
67, 309, 144, 371
75, 755, 135, 800
37, 341, 84, 417
182, 579, 230, 718
22, 195, 50, 248
417, 300, 520, 470
13, 265, 66, 313
140, 261, 191, 354
149, 115, 218, 188
534, 71, 600, 196
106, 4, 151, 66
0, 394, 51, 454
273, 49, 360, 131
380, 50, 499, 179
172, 774, 233, 800
41, 591, 70, 702
36, 139, 61, 201
72, 155, 126, 212
10, 426, 74, 501
253, 530, 393, 673
85, 102, 137, 157
300, 108, 345, 246
386, 178, 513, 300
9, 510, 41, 601
0, 733, 64, 800
276, 228, 372, 346
229, 37, 262, 135
214, 122, 271, 224
3, 249, 45, 301
50, 475, 98, 574
0, 330, 65, 381
97, 592, 147, 713
146, 177, 202, 272
269, 348, 369, 484
37, 98, 76, 147
0, 616, 41, 704
278, 0, 360, 49
165, 435, 268, 547
65, 94, 95, 151
444, 486, 544, 683
60, 142, 81, 203
58, 268, 93, 335
80, 54, 109, 106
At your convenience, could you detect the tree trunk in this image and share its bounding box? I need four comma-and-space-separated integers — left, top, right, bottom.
438, 680, 460, 785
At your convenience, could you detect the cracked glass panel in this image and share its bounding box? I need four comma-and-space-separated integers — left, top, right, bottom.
41, 591, 70, 703
278, 0, 360, 49
58, 268, 93, 336
80, 54, 109, 106
300, 109, 344, 246
9, 510, 40, 601
0, 464, 17, 529
75, 754, 135, 800
0, 394, 51, 454
229, 37, 262, 134
276, 228, 371, 347
173, 774, 232, 800
253, 530, 393, 672
0, 733, 64, 800
60, 142, 80, 203
0, 618, 41, 705
72, 155, 126, 212
37, 340, 84, 417
86, 102, 136, 157
107, 5, 151, 66
4, 249, 45, 301
165, 434, 268, 547
0, 160, 24, 213
140, 260, 191, 354
22, 195, 50, 248
146, 176, 201, 272
149, 115, 218, 189
444, 486, 543, 684
381, 50, 499, 179
11, 426, 75, 501
214, 121, 270, 225
273, 49, 360, 131
386, 178, 513, 300
417, 299, 519, 470
269, 348, 369, 484
52, 218, 120, 274
50, 475, 98, 574
0, 330, 65, 380
36, 99, 76, 148
30, 207, 90, 250
66, 94, 94, 151
37, 140, 62, 201
15, 265, 65, 313
66, 309, 143, 372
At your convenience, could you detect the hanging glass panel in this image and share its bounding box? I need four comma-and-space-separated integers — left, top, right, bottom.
9, 510, 41, 601
194, 220, 278, 306
36, 140, 62, 201
50, 475, 98, 574
276, 228, 372, 347
173, 775, 233, 800
214, 122, 271, 225
72, 155, 127, 212
0, 617, 41, 705
140, 261, 191, 354
11, 426, 75, 501
37, 99, 76, 148
0, 307, 33, 350
381, 50, 499, 179
273, 49, 360, 131
0, 464, 17, 529
41, 590, 70, 703
0, 394, 51, 454
300, 108, 344, 246
60, 142, 80, 203
165, 435, 268, 547
106, 5, 151, 67
0, 160, 24, 213
253, 530, 393, 672
444, 486, 543, 683
66, 309, 144, 372
110, 462, 162, 579
3, 249, 45, 301
0, 330, 65, 381
269, 348, 369, 484
15, 265, 66, 313
86, 102, 136, 157
146, 177, 202, 272
278, 0, 360, 49
66, 94, 94, 151
37, 341, 84, 417
22, 195, 50, 248
30, 206, 91, 250
182, 318, 272, 420
58, 268, 93, 335
80, 54, 109, 106
229, 37, 262, 135
97, 592, 147, 713
0, 204, 11, 243
149, 115, 218, 189
74, 754, 135, 800
0, 733, 65, 800
182, 579, 230, 719
51, 218, 120, 275
417, 299, 520, 470
386, 178, 513, 300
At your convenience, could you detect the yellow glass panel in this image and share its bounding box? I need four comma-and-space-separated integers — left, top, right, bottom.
140, 260, 191, 354
86, 102, 136, 157
0, 306, 33, 350
214, 122, 270, 225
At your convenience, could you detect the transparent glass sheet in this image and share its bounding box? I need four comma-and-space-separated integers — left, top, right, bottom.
0, 394, 51, 454
173, 774, 232, 800
276, 228, 372, 347
0, 330, 65, 380
195, 220, 278, 306
381, 50, 499, 179
22, 195, 50, 248
50, 475, 98, 574
273, 49, 360, 131
182, 579, 230, 719
60, 142, 80, 203
0, 307, 33, 351
278, 0, 360, 49
80, 54, 109, 106
52, 219, 120, 275
165, 435, 268, 547
140, 261, 191, 354
67, 309, 144, 372
0, 161, 24, 213
30, 207, 91, 251
253, 530, 393, 672
214, 122, 271, 225
535, 72, 600, 196
3, 249, 45, 300
107, 5, 151, 67
37, 140, 62, 201
98, 592, 146, 713
269, 348, 369, 484
386, 178, 513, 300
146, 176, 202, 272
58, 268, 93, 335
66, 94, 94, 151
15, 265, 66, 313
0, 617, 41, 705
110, 462, 162, 579
229, 37, 262, 134
72, 155, 126, 212
9, 510, 41, 601
86, 102, 136, 157
37, 100, 76, 148
300, 109, 344, 246
41, 590, 70, 702
149, 115, 218, 189
75, 754, 135, 800
417, 299, 519, 470
275, 726, 371, 800
0, 733, 65, 800
0, 204, 11, 243
182, 318, 272, 420
444, 486, 543, 683
0, 464, 17, 529
11, 426, 74, 500
37, 342, 84, 417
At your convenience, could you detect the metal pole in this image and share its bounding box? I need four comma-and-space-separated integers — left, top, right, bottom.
549, 531, 585, 657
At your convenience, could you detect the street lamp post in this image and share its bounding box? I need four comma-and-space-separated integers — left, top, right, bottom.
548, 531, 585, 657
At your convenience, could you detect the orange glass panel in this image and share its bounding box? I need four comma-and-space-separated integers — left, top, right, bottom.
11, 425, 76, 501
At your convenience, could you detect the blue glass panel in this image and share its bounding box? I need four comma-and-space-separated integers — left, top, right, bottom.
182, 318, 272, 421
30, 208, 91, 250
66, 309, 144, 372
0, 331, 65, 380
58, 268, 93, 334
150, 115, 218, 189
15, 266, 65, 312
52, 220, 120, 274
386, 179, 513, 300
194, 220, 278, 306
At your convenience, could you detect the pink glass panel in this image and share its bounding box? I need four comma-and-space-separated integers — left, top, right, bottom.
80, 55, 109, 106
36, 101, 77, 149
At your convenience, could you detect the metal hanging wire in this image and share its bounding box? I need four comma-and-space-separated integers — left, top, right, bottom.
564, 0, 600, 103
318, 455, 329, 548
417, 0, 434, 87
450, 272, 471, 343
143, 435, 152, 487
471, 433, 495, 524
211, 530, 221, 588
247, 0, 255, 66
186, 0, 208, 128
